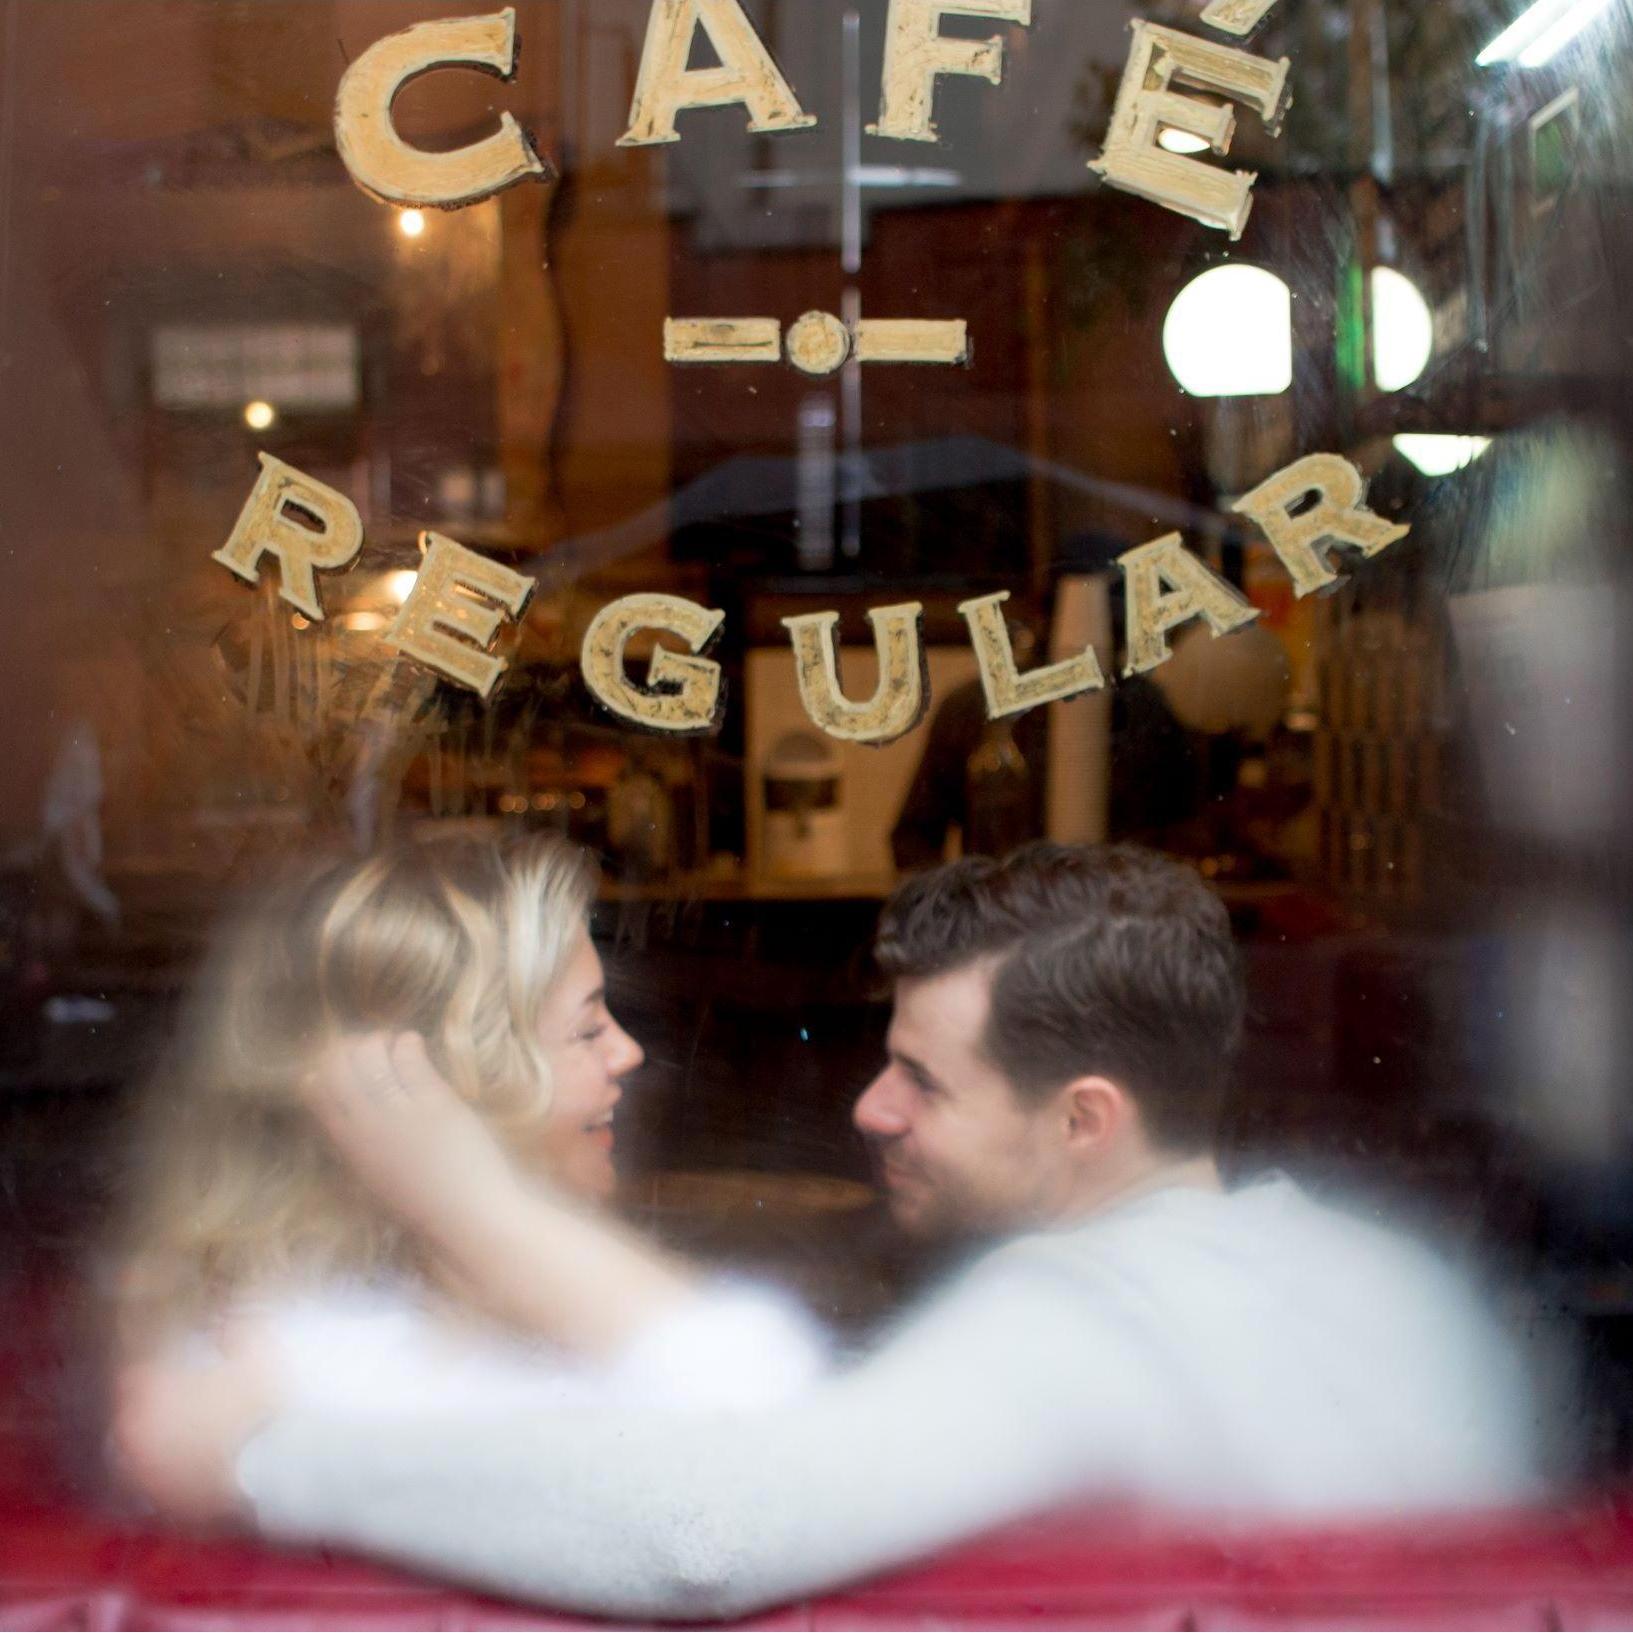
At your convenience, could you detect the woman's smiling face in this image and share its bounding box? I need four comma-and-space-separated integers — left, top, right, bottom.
526, 931, 644, 1202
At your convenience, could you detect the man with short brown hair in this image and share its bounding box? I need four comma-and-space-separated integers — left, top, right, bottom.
857, 842, 1243, 1239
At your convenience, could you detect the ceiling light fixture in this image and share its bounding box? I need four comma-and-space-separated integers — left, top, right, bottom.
1371, 268, 1435, 393
1393, 434, 1493, 476
1477, 0, 1610, 64
1162, 265, 1294, 397
1518, 0, 1614, 64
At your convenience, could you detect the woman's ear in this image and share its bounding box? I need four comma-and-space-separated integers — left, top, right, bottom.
1062, 1076, 1129, 1152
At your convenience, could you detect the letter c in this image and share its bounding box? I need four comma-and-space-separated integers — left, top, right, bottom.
335, 8, 553, 209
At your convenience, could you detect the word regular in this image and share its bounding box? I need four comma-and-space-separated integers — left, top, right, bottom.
213, 451, 1406, 744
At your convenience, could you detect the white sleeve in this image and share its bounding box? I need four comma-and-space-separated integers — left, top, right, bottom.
601, 1277, 833, 1411
237, 1252, 1159, 1622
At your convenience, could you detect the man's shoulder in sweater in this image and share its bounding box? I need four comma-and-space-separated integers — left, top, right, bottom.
946, 1173, 1547, 1515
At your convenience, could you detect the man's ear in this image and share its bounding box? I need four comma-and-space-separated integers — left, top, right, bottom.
1060, 1075, 1132, 1153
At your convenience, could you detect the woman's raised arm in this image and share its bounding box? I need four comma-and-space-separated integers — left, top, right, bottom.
304, 1032, 696, 1357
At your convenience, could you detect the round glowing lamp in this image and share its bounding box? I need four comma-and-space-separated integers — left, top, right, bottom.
1371, 267, 1434, 392
1162, 265, 1293, 397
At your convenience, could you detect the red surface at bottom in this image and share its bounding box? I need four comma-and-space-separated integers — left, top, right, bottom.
7, 1274, 1633, 1629
6, 1494, 1633, 1630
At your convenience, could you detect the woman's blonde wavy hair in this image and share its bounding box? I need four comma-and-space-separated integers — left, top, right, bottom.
117, 834, 596, 1341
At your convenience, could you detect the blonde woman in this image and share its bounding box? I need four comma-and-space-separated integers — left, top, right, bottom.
115, 835, 827, 1510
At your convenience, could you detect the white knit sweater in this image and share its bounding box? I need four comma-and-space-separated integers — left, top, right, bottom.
239, 1175, 1545, 1622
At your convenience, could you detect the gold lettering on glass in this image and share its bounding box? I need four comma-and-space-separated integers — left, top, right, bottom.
782, 603, 929, 745
1118, 531, 1260, 676
212, 454, 365, 622
384, 533, 535, 698
335, 8, 552, 209
960, 591, 1108, 718
871, 0, 1033, 143
581, 594, 728, 732
1232, 453, 1412, 598
1090, 22, 1290, 239
620, 0, 817, 147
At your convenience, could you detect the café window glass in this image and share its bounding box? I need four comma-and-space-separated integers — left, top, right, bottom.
3, 0, 1632, 1622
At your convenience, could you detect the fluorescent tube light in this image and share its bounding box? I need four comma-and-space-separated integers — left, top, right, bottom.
1478, 0, 1610, 63
1478, 0, 1577, 62
1518, 0, 1613, 64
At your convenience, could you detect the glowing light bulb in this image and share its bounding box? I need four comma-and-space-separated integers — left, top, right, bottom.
1162, 265, 1293, 397
398, 209, 426, 239
243, 400, 276, 431
1159, 128, 1213, 155
1372, 267, 1434, 393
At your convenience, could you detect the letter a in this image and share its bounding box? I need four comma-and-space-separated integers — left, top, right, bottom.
1118, 533, 1260, 676
620, 0, 817, 147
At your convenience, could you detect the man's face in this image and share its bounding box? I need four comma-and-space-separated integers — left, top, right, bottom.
853, 961, 1064, 1240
